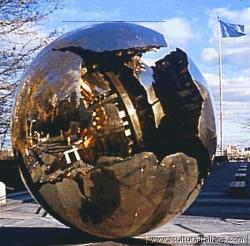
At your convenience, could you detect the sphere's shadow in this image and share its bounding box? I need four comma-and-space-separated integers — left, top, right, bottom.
0, 227, 160, 246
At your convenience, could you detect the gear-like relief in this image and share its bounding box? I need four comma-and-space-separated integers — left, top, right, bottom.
11, 23, 216, 238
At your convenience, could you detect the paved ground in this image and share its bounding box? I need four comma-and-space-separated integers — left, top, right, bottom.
1, 161, 250, 245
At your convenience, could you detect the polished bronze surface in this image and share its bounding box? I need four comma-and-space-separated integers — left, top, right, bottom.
11, 23, 216, 238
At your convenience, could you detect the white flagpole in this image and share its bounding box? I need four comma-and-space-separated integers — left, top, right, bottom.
217, 16, 224, 156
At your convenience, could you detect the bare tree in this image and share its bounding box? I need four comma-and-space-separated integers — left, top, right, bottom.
0, 0, 62, 149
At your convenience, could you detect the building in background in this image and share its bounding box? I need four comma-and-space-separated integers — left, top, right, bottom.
226, 144, 245, 160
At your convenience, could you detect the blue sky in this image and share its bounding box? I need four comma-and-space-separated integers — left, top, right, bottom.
40, 0, 250, 149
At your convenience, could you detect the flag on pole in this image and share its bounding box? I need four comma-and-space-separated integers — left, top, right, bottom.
219, 20, 246, 38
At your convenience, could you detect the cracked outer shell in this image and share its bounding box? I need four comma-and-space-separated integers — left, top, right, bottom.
11, 23, 216, 238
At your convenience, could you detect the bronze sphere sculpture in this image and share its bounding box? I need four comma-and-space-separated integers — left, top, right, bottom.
12, 23, 216, 238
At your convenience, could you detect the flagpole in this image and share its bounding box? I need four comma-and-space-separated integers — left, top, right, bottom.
217, 16, 224, 156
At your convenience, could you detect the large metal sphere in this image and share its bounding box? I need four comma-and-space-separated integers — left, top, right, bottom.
11, 23, 216, 238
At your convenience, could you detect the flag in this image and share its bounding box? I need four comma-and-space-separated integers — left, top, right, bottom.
219, 20, 246, 38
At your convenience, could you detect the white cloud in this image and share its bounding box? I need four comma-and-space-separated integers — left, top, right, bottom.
203, 68, 250, 145
202, 44, 250, 65
203, 72, 219, 87
242, 68, 250, 77
143, 17, 197, 47
208, 8, 250, 24
202, 48, 218, 62
204, 70, 250, 99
